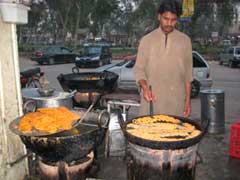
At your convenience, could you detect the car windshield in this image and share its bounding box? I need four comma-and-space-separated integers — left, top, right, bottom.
84, 47, 101, 55
193, 53, 207, 68
43, 47, 61, 53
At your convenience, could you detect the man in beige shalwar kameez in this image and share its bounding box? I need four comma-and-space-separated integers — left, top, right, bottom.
134, 0, 193, 117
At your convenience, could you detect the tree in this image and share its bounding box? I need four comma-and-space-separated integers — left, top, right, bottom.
46, 0, 75, 42
185, 1, 234, 41
90, 0, 119, 37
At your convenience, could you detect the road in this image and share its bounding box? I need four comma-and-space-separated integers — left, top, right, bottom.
19, 57, 240, 180
19, 57, 240, 123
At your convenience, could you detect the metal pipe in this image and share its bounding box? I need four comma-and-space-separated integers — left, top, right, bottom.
6, 152, 33, 168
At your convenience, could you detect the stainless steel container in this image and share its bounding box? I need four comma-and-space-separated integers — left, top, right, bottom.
200, 89, 225, 134
107, 112, 126, 157
22, 88, 73, 111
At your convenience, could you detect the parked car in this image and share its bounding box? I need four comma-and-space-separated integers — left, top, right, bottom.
75, 45, 112, 68
219, 46, 240, 68
31, 46, 79, 65
96, 51, 213, 97
221, 39, 232, 46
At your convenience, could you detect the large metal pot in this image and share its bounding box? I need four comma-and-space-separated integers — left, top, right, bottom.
22, 88, 73, 110
9, 113, 108, 163
57, 71, 119, 94
119, 114, 208, 180
119, 114, 208, 150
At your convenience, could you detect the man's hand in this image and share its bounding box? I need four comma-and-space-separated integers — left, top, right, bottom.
138, 79, 155, 102
183, 101, 191, 117
143, 87, 155, 102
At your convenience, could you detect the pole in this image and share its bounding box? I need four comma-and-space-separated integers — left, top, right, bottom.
0, 17, 28, 179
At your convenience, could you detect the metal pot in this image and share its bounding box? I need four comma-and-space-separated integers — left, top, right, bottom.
57, 71, 119, 94
22, 88, 73, 111
73, 91, 101, 108
119, 113, 208, 150
9, 114, 108, 163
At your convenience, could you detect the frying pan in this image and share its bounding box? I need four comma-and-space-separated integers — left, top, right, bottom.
57, 71, 119, 93
9, 116, 106, 163
119, 114, 208, 150
18, 91, 102, 137
9, 93, 107, 163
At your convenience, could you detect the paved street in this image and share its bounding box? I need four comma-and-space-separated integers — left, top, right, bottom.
19, 57, 240, 180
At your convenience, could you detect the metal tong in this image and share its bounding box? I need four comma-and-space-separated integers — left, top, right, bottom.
149, 85, 154, 118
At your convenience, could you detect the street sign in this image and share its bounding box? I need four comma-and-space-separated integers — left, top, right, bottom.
181, 0, 194, 18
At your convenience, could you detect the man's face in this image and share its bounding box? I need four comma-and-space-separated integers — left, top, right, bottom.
158, 11, 178, 34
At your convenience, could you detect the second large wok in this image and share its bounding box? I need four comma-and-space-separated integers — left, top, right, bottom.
9, 117, 106, 163
119, 113, 208, 150
57, 71, 119, 93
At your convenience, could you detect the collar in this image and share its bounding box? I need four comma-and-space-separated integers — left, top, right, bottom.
158, 26, 176, 36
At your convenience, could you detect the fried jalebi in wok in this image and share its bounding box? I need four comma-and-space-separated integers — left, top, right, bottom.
127, 115, 201, 141
18, 106, 81, 134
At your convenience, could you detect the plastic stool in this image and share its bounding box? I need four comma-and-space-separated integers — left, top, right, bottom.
229, 121, 240, 158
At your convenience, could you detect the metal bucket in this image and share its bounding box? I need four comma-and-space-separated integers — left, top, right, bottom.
127, 143, 198, 180
200, 89, 225, 134
22, 88, 73, 112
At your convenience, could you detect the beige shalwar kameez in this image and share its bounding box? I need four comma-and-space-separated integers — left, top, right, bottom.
133, 27, 193, 116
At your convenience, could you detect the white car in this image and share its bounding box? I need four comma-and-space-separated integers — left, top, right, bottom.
96, 51, 213, 97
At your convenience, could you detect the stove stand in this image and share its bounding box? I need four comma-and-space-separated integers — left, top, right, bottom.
38, 151, 94, 180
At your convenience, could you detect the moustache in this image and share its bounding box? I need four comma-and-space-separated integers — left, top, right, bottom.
164, 26, 174, 29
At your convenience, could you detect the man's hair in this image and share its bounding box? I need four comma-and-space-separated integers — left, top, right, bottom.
158, 0, 182, 17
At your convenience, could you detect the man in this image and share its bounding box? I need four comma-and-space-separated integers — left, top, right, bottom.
133, 0, 193, 117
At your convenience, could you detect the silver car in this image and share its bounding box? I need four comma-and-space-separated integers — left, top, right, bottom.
96, 51, 213, 97
219, 46, 240, 68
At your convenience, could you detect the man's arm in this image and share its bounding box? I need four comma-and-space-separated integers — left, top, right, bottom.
183, 81, 191, 117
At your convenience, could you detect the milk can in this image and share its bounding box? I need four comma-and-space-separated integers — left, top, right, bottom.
200, 89, 225, 134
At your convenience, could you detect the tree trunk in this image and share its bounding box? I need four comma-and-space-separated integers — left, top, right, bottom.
73, 3, 81, 48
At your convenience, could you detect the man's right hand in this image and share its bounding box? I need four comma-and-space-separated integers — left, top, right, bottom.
143, 87, 155, 102
138, 79, 155, 102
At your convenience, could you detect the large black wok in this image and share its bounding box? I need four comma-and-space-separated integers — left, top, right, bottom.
119, 113, 208, 150
9, 117, 107, 163
57, 71, 119, 93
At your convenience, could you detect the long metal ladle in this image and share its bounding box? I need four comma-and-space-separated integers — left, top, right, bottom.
149, 85, 154, 118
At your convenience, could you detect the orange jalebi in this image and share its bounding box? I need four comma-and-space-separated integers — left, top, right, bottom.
18, 106, 80, 134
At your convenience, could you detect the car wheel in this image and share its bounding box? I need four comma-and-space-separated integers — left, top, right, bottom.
48, 58, 54, 65
191, 79, 200, 98
72, 66, 80, 73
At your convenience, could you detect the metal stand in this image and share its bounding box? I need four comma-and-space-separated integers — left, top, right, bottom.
107, 100, 140, 121
105, 99, 140, 157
